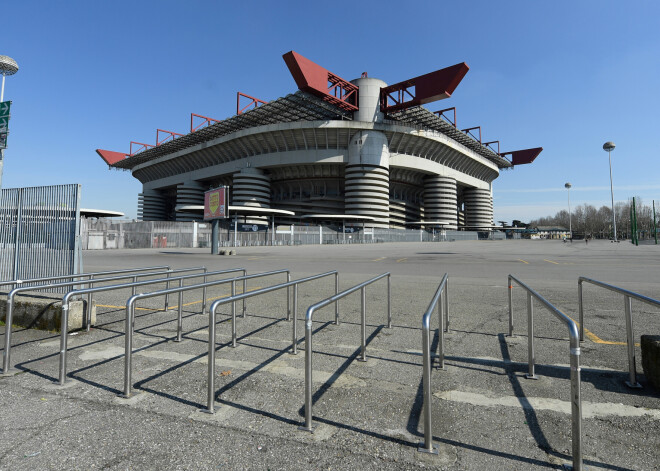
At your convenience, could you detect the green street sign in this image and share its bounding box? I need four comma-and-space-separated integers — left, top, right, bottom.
0, 117, 8, 132
0, 101, 10, 117
0, 131, 7, 150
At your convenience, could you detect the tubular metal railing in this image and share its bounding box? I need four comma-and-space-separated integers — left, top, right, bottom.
578, 276, 660, 388
0, 265, 208, 331
205, 271, 339, 414
57, 267, 247, 385
2, 266, 204, 375
301, 272, 391, 432
508, 274, 583, 471
418, 273, 449, 454
122, 269, 291, 398
0, 265, 169, 289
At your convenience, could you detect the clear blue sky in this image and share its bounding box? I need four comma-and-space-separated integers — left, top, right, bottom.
2, 1, 659, 223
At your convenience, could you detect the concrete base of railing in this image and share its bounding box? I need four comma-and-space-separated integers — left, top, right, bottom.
0, 294, 95, 331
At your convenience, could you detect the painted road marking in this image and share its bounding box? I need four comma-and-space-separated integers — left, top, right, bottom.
396, 258, 407, 263
435, 390, 660, 420
562, 311, 639, 347
517, 259, 529, 264
372, 257, 386, 262
96, 286, 263, 311
543, 259, 559, 265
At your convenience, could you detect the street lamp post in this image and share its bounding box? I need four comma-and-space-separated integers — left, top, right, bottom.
603, 141, 617, 241
565, 183, 572, 239
0, 55, 19, 190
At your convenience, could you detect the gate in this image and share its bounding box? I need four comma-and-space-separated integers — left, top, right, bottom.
0, 184, 81, 286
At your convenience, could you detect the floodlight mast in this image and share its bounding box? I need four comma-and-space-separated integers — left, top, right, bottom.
565, 183, 572, 239
603, 141, 616, 241
0, 55, 19, 101
0, 55, 19, 189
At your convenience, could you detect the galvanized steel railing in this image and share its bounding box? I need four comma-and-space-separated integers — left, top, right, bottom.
578, 276, 660, 389
418, 273, 449, 455
1, 266, 205, 375
301, 272, 391, 432
122, 269, 291, 398
508, 274, 583, 471
57, 267, 247, 385
205, 270, 339, 414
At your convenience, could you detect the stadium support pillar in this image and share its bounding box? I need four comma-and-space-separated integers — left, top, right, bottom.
211, 219, 219, 254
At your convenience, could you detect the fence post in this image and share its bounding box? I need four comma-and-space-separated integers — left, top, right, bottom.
387, 274, 392, 328
623, 295, 641, 388
86, 274, 94, 331
444, 278, 449, 332
334, 272, 340, 325
419, 318, 438, 454
507, 276, 514, 337
358, 287, 367, 362
292, 283, 298, 354
206, 305, 216, 414
11, 188, 23, 280
578, 280, 584, 341
569, 328, 583, 471
202, 268, 207, 315
437, 291, 445, 370
525, 292, 537, 379
175, 278, 183, 342
231, 280, 237, 347
287, 272, 291, 320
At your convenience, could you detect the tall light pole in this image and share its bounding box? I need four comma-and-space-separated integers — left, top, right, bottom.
603, 141, 617, 241
0, 55, 19, 189
565, 182, 572, 239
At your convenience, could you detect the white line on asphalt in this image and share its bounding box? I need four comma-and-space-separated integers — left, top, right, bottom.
434, 390, 660, 420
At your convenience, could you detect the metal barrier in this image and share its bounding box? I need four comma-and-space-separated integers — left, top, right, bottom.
508, 274, 582, 471
205, 270, 339, 413
0, 184, 81, 284
578, 276, 660, 388
1, 266, 204, 375
0, 265, 208, 331
0, 265, 169, 289
122, 269, 291, 398
419, 273, 449, 454
57, 267, 247, 385
301, 272, 391, 432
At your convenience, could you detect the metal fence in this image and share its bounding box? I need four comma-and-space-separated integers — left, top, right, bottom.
0, 184, 81, 286
81, 219, 497, 249
508, 274, 583, 471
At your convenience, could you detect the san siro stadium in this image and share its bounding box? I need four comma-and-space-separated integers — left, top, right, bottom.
97, 51, 541, 232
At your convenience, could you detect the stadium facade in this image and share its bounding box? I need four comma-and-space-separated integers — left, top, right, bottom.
97, 51, 541, 230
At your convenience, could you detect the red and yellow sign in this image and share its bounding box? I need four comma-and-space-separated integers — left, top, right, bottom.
204, 187, 227, 220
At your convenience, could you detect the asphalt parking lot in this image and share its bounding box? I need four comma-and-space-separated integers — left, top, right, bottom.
1, 239, 659, 470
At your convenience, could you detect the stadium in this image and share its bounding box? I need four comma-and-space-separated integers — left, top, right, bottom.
96, 51, 541, 231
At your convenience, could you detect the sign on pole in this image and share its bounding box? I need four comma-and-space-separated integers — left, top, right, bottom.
204, 186, 227, 220
0, 101, 11, 149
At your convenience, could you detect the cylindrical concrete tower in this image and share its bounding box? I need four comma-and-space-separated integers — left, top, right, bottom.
138, 189, 168, 221
345, 77, 390, 227
232, 167, 271, 207
351, 77, 386, 123
175, 181, 205, 221
463, 187, 493, 229
424, 176, 458, 228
